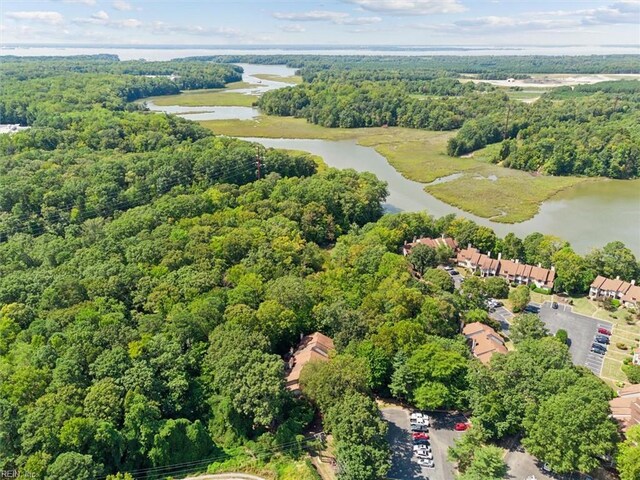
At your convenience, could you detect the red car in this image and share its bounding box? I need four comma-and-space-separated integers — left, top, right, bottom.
598, 327, 612, 336
454, 422, 470, 431
412, 432, 429, 440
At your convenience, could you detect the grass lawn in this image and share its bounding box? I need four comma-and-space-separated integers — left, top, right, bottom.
254, 74, 303, 84
201, 114, 593, 223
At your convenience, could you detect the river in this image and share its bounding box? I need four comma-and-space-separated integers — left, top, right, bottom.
146, 64, 640, 255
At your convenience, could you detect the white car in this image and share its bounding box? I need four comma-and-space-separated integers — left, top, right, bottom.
413, 444, 431, 452
417, 458, 435, 468
415, 450, 433, 460
413, 417, 430, 426
410, 412, 424, 420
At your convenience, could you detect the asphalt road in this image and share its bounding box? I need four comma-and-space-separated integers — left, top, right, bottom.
535, 301, 612, 375
381, 407, 463, 480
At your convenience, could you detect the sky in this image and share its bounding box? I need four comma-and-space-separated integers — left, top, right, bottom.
1, 0, 639, 46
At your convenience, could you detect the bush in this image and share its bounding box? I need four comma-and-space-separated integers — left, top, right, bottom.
622, 363, 640, 384
555, 329, 569, 345
532, 287, 552, 295
602, 298, 618, 311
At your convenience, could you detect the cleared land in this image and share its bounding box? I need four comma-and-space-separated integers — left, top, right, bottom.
254, 74, 303, 84
202, 115, 592, 223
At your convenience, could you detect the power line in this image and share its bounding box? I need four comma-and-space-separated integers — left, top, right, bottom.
94, 433, 323, 480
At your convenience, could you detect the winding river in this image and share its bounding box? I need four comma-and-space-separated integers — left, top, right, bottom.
148, 64, 640, 255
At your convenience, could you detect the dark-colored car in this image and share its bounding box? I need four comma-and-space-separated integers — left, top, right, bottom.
524, 305, 540, 314
552, 301, 558, 309
449, 269, 459, 276
413, 438, 429, 445
598, 327, 612, 336
594, 335, 610, 345
591, 343, 606, 355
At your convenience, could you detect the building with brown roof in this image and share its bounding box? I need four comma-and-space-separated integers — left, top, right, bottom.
462, 322, 508, 364
402, 236, 459, 256
610, 384, 640, 433
590, 275, 639, 307
622, 284, 640, 309
285, 332, 335, 393
456, 247, 500, 277
456, 246, 555, 290
498, 259, 555, 290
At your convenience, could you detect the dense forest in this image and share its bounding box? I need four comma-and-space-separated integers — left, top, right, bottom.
184, 54, 640, 78
0, 56, 636, 480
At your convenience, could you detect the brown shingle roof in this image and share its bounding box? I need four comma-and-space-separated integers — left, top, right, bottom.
610, 396, 640, 432
590, 275, 608, 290
286, 332, 334, 392
601, 277, 631, 294
499, 259, 519, 276
622, 285, 640, 304
462, 322, 508, 364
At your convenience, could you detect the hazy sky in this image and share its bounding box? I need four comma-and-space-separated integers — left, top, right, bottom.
1, 0, 639, 46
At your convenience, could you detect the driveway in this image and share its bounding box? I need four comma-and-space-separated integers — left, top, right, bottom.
534, 302, 612, 375
503, 445, 555, 480
490, 306, 514, 332
381, 407, 463, 480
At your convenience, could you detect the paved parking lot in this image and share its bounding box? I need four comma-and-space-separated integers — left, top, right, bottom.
490, 306, 513, 332
535, 301, 612, 375
381, 407, 464, 480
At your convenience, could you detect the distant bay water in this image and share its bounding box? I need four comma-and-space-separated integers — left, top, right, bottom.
2, 44, 639, 61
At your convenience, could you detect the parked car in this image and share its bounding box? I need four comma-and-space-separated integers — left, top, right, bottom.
493, 300, 503, 307
417, 458, 435, 468
411, 424, 428, 432
410, 412, 424, 420
524, 304, 540, 314
598, 327, 612, 336
415, 450, 433, 459
412, 432, 429, 440
413, 444, 431, 452
449, 269, 459, 276
411, 418, 429, 427
454, 422, 470, 431
443, 266, 453, 271
594, 334, 610, 345
552, 301, 558, 309
413, 438, 429, 445
591, 343, 606, 355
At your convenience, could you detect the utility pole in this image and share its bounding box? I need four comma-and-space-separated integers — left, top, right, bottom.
255, 145, 262, 180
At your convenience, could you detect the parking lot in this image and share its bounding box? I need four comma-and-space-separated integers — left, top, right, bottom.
534, 301, 613, 375
490, 306, 514, 332
381, 407, 464, 480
